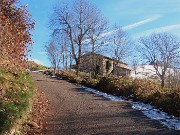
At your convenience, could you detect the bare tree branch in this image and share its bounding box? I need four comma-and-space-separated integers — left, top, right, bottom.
139, 32, 180, 88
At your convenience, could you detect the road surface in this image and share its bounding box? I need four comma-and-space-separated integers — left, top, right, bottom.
32, 72, 179, 135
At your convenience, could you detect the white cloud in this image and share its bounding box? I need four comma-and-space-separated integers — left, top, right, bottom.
30, 58, 44, 65
98, 16, 161, 38
83, 16, 161, 44
123, 15, 161, 30
99, 30, 117, 38
133, 24, 180, 39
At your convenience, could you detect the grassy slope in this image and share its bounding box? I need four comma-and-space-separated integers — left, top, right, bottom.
0, 68, 35, 134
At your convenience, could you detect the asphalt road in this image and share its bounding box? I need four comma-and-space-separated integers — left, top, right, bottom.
32, 72, 180, 135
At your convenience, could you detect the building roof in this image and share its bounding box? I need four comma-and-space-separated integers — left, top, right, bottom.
82, 52, 128, 65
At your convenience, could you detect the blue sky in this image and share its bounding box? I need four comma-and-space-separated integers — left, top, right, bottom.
19, 0, 180, 66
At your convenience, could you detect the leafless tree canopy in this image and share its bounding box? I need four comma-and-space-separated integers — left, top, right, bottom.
87, 13, 108, 53
110, 27, 132, 62
53, 32, 71, 70
49, 0, 108, 76
139, 33, 180, 88
45, 41, 61, 73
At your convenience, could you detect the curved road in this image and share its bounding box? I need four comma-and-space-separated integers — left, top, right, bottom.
32, 72, 179, 135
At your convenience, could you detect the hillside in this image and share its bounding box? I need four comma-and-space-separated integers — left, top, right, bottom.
28, 61, 48, 71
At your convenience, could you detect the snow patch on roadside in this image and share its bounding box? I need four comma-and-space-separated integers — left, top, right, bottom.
83, 86, 127, 101
131, 102, 180, 130
31, 70, 45, 73
81, 86, 180, 131
31, 71, 39, 73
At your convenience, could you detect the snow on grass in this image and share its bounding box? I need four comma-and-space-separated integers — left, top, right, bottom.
81, 86, 180, 131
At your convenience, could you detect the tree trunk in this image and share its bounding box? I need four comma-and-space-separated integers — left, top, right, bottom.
91, 41, 96, 78
65, 52, 68, 70
160, 75, 165, 88
53, 68, 56, 75
76, 44, 82, 77
70, 53, 72, 69
62, 49, 65, 69
76, 61, 80, 77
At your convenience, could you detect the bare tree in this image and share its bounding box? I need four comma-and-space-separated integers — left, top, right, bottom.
139, 33, 180, 88
85, 8, 108, 77
45, 41, 61, 74
111, 27, 132, 61
132, 59, 139, 75
167, 57, 180, 89
50, 0, 103, 76
52, 31, 70, 70
87, 14, 108, 53
108, 26, 132, 75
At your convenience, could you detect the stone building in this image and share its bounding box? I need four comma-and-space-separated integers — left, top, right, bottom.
79, 53, 131, 76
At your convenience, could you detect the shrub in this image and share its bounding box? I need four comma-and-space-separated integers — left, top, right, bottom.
97, 76, 133, 97
0, 0, 34, 71
148, 90, 180, 116
82, 78, 99, 89
132, 79, 161, 102
44, 70, 53, 76
69, 74, 83, 83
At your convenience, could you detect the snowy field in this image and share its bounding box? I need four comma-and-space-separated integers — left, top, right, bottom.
131, 65, 180, 79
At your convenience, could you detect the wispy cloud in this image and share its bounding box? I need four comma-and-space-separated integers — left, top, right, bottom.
83, 16, 161, 44
99, 30, 117, 38
133, 24, 180, 39
99, 16, 161, 38
123, 15, 161, 30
